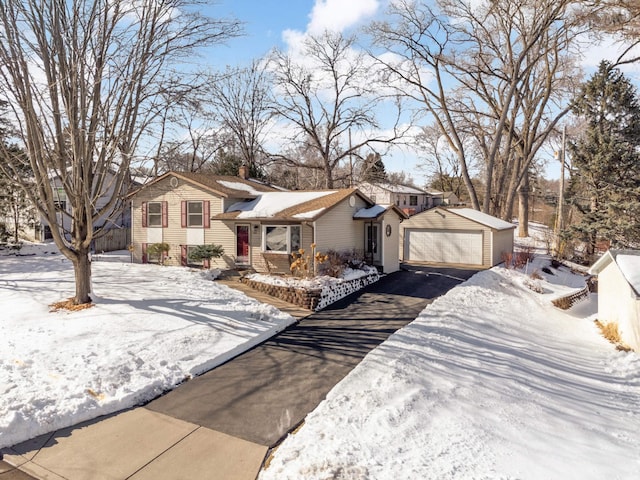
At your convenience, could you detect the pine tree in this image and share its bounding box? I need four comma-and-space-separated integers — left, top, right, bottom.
566, 61, 640, 258
361, 153, 387, 183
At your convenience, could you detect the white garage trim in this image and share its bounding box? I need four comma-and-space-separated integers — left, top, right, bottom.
405, 229, 484, 265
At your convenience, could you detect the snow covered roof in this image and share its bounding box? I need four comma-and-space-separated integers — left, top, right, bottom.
449, 208, 516, 231
359, 182, 428, 195
618, 255, 640, 295
353, 204, 390, 219
226, 191, 336, 219
589, 250, 640, 296
215, 189, 367, 221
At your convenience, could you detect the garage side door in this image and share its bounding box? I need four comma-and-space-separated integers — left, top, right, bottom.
406, 229, 483, 265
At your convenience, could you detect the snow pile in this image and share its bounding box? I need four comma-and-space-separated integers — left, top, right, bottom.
260, 266, 640, 480
0, 244, 295, 449
245, 266, 378, 290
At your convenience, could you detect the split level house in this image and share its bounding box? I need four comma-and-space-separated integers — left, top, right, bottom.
128, 169, 407, 274
589, 250, 640, 351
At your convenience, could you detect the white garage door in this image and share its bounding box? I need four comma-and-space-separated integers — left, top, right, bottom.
405, 229, 483, 265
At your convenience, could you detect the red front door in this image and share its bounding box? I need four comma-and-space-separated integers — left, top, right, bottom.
236, 225, 250, 265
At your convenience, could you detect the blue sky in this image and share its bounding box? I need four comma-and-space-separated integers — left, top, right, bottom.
194, 1, 640, 184
206, 1, 313, 66
205, 0, 381, 67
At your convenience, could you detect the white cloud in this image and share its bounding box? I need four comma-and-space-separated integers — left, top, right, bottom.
308, 0, 379, 35
283, 0, 380, 52
579, 34, 640, 77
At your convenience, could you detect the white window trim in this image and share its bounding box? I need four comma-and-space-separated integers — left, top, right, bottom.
147, 201, 163, 227
187, 201, 203, 227
262, 225, 301, 254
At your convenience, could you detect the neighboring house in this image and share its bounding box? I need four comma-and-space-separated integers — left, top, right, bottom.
426, 190, 461, 207
400, 207, 515, 268
18, 170, 137, 250
588, 250, 640, 351
129, 170, 406, 274
357, 182, 434, 216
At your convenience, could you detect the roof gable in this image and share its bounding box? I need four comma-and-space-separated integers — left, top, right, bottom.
128, 171, 279, 199
447, 208, 515, 231
359, 182, 428, 195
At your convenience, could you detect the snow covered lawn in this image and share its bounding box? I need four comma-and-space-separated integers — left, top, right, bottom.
260, 261, 640, 479
0, 244, 295, 449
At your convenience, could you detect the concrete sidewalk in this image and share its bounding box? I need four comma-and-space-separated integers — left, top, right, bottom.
3, 409, 266, 480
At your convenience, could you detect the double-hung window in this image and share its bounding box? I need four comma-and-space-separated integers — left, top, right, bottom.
264, 225, 301, 253
180, 200, 210, 228
147, 202, 163, 227
409, 195, 418, 206
187, 201, 203, 227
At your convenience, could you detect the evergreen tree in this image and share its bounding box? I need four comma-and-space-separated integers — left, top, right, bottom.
361, 153, 387, 183
566, 61, 640, 257
210, 149, 264, 179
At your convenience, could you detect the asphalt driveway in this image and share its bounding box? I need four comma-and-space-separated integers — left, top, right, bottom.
146, 264, 479, 447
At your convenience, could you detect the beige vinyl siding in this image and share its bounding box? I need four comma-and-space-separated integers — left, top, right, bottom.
131, 175, 227, 266
491, 229, 515, 266
208, 221, 238, 269
381, 213, 401, 273
315, 195, 367, 253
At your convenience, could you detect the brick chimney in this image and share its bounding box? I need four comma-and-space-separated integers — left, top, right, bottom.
238, 164, 249, 180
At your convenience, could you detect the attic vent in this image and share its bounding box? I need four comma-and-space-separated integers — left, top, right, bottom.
170, 177, 179, 188
349, 195, 356, 207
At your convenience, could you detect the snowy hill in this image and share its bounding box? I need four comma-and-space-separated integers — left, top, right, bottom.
260, 260, 640, 479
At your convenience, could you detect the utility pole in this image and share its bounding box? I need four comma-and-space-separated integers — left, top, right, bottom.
349, 128, 353, 188
554, 125, 566, 256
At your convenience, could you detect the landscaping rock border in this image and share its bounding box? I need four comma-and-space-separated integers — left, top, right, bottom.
240, 272, 380, 311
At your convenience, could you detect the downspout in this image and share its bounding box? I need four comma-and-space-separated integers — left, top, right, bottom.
369, 219, 374, 266
130, 200, 134, 263
300, 221, 318, 277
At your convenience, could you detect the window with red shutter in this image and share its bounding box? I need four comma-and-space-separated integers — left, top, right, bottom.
203, 201, 210, 228
142, 202, 148, 227
162, 201, 168, 227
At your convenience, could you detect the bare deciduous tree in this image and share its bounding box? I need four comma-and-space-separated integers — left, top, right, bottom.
584, 0, 640, 66
0, 0, 241, 305
416, 124, 472, 199
370, 0, 584, 219
268, 31, 404, 189
209, 60, 273, 172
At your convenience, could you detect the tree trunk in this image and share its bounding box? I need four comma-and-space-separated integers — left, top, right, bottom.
12, 197, 20, 244
72, 249, 93, 304
518, 171, 529, 237
324, 159, 334, 189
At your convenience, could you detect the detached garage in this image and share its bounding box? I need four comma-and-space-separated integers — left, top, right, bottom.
400, 207, 515, 268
